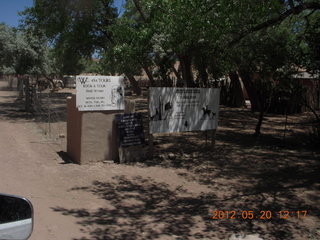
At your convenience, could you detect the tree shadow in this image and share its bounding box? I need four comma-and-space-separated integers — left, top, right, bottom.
52, 175, 319, 240
0, 96, 33, 122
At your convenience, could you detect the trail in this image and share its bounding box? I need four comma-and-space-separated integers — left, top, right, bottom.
1, 80, 318, 240
0, 81, 210, 240
0, 82, 107, 239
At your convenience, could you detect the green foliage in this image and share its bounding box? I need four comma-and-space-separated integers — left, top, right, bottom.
21, 0, 118, 75
0, 24, 16, 74
81, 57, 101, 74
19, 0, 320, 84
0, 23, 55, 76
300, 12, 320, 76
104, 15, 156, 74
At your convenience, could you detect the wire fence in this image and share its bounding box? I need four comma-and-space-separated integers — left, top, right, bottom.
0, 75, 18, 90
31, 90, 72, 150
0, 75, 73, 151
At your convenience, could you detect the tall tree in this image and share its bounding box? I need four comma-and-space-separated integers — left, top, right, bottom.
21, 0, 118, 75
0, 24, 16, 75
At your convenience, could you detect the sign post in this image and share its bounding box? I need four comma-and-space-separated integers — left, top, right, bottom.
67, 76, 125, 164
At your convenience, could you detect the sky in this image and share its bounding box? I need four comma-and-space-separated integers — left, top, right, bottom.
0, 0, 33, 27
0, 0, 125, 28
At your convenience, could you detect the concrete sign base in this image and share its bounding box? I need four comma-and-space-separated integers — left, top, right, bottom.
67, 95, 122, 164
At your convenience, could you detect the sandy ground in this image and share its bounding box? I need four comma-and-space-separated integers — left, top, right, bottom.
0, 80, 319, 240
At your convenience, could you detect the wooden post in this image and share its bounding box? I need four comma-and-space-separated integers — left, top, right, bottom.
118, 99, 138, 164
24, 76, 31, 112
211, 129, 217, 149
124, 99, 135, 114
148, 88, 154, 158
205, 130, 208, 146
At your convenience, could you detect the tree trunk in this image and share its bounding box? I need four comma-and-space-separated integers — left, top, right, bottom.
132, 0, 147, 21
171, 62, 182, 87
142, 64, 155, 87
125, 73, 141, 96
238, 70, 262, 112
198, 64, 208, 87
24, 76, 31, 112
255, 109, 264, 137
17, 75, 24, 99
179, 55, 195, 87
255, 88, 267, 137
228, 72, 245, 107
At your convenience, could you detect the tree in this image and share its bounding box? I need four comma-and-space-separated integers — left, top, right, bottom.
21, 0, 146, 95
0, 22, 58, 111
21, 0, 118, 75
299, 12, 320, 76
19, 0, 320, 122
0, 23, 16, 75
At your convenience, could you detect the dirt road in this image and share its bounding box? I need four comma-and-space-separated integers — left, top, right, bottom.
0, 83, 107, 239
1, 80, 319, 240
0, 83, 212, 239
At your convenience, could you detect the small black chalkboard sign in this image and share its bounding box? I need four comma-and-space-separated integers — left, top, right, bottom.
115, 113, 145, 147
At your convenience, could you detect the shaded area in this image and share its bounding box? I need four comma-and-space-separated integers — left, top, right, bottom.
32, 92, 72, 123
52, 174, 320, 240
0, 95, 32, 122
0, 78, 18, 91
56, 151, 74, 164
2, 82, 319, 239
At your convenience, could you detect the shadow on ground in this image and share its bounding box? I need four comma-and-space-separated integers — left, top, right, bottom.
57, 151, 74, 164
52, 173, 320, 240
3, 83, 318, 239
0, 95, 33, 122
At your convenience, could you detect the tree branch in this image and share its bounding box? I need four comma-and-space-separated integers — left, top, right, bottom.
288, 0, 295, 9
230, 1, 320, 46
132, 0, 147, 22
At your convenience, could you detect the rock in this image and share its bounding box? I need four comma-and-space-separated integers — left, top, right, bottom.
229, 234, 263, 240
168, 153, 176, 160
102, 160, 114, 164
191, 152, 199, 158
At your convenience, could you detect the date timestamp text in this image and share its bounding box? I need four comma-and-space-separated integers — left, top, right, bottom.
211, 210, 308, 220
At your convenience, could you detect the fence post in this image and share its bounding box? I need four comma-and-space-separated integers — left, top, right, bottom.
24, 76, 31, 112
147, 88, 154, 158
211, 129, 217, 149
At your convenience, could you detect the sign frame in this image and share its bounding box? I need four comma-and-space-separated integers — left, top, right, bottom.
148, 87, 220, 134
76, 76, 125, 111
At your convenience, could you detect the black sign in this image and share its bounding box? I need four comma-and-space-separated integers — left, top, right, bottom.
115, 113, 145, 147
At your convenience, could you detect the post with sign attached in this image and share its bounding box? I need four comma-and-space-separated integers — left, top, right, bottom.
149, 87, 220, 133
67, 76, 125, 164
148, 87, 220, 150
115, 112, 145, 163
76, 76, 125, 111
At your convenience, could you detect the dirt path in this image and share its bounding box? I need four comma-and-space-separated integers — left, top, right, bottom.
0, 84, 212, 239
0, 80, 319, 240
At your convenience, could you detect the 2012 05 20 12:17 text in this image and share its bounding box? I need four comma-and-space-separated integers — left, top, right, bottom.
211, 210, 308, 220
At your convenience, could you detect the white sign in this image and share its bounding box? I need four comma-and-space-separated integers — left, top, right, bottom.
76, 76, 124, 111
149, 87, 220, 133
